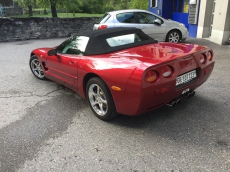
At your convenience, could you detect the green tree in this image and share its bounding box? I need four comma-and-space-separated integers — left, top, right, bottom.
36, 0, 49, 14
50, 0, 58, 17
80, 0, 108, 13
60, 0, 81, 17
118, 0, 132, 9
13, 0, 35, 17
131, 0, 148, 10
37, 0, 59, 17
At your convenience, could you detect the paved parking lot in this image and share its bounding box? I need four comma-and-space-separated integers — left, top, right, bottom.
0, 38, 230, 172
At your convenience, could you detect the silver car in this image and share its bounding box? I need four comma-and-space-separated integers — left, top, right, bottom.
93, 9, 188, 43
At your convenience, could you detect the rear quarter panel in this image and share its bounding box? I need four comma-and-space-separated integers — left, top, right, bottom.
77, 54, 144, 114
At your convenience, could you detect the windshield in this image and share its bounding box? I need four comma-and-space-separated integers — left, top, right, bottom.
56, 36, 89, 55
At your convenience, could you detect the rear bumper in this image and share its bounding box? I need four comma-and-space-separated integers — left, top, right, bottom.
116, 61, 214, 116
181, 28, 188, 40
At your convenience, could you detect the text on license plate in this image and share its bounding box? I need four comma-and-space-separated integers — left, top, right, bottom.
176, 70, 196, 86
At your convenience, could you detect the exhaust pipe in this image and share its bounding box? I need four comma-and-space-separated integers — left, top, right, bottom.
190, 91, 195, 97
166, 100, 176, 107
182, 91, 195, 99
175, 99, 181, 105
167, 98, 180, 107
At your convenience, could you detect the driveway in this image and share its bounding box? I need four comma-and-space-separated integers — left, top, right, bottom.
0, 38, 230, 172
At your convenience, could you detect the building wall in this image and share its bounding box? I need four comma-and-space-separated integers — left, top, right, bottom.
197, 0, 214, 38
197, 0, 230, 45
210, 0, 230, 44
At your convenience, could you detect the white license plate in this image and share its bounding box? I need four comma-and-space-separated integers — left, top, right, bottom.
176, 70, 196, 86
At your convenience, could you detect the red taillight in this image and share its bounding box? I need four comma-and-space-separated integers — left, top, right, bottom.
98, 25, 107, 30
155, 86, 169, 95
161, 65, 172, 77
207, 51, 213, 61
145, 70, 158, 83
200, 54, 206, 64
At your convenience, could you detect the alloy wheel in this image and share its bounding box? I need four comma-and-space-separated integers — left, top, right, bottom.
88, 83, 108, 116
168, 32, 180, 43
30, 58, 45, 79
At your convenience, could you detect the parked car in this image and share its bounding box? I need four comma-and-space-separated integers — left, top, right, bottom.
29, 27, 214, 121
93, 9, 188, 43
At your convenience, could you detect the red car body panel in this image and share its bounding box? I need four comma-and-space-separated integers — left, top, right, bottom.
32, 42, 214, 116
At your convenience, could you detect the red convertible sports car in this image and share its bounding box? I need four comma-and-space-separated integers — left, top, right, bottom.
30, 27, 215, 121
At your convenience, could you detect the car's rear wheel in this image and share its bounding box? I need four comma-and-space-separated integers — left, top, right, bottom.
166, 30, 181, 43
86, 77, 118, 121
29, 55, 46, 80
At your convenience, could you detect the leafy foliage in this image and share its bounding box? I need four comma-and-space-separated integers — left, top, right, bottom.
13, 0, 36, 16
14, 0, 148, 17
131, 0, 148, 10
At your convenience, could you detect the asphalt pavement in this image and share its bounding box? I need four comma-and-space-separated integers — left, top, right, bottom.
0, 37, 230, 172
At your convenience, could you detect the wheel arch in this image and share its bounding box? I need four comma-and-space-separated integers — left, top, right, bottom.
30, 52, 35, 57
83, 73, 103, 98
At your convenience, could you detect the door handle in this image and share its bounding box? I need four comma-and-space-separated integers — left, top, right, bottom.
69, 60, 76, 64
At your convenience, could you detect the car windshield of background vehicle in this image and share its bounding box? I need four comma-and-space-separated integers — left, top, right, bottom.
106, 33, 149, 47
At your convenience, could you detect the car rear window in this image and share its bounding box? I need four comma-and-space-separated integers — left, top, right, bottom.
106, 32, 150, 47
96, 13, 111, 24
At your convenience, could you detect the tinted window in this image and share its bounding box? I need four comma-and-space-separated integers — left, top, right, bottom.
137, 12, 163, 24
56, 36, 89, 55
96, 13, 111, 24
116, 12, 136, 23
151, 0, 157, 8
106, 33, 150, 47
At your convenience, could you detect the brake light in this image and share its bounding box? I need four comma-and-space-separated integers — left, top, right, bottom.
145, 70, 158, 83
161, 65, 173, 77
207, 51, 213, 61
200, 54, 206, 64
98, 25, 107, 30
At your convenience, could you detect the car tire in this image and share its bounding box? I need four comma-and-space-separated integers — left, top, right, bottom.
86, 77, 118, 121
29, 55, 47, 80
166, 30, 181, 43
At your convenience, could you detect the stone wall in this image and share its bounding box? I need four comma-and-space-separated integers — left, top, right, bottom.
0, 17, 99, 42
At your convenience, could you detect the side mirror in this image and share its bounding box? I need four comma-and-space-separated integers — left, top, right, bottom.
153, 19, 161, 26
47, 49, 57, 56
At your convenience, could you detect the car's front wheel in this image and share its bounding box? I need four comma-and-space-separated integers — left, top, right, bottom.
29, 55, 46, 80
86, 77, 118, 121
166, 30, 181, 43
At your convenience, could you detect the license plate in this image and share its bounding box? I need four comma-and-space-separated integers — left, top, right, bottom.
176, 70, 196, 86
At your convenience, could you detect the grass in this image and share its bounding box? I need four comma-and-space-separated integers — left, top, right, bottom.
9, 12, 103, 18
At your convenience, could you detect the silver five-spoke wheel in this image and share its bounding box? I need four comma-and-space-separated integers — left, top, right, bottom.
86, 77, 118, 121
29, 55, 46, 80
88, 84, 108, 116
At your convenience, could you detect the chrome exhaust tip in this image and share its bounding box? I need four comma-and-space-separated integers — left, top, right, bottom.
175, 99, 181, 105
182, 91, 195, 99
190, 91, 195, 97
166, 100, 176, 107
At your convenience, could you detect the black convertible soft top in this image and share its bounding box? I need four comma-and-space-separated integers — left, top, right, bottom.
75, 27, 158, 55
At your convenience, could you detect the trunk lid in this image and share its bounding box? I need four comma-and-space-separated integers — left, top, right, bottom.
109, 42, 207, 66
